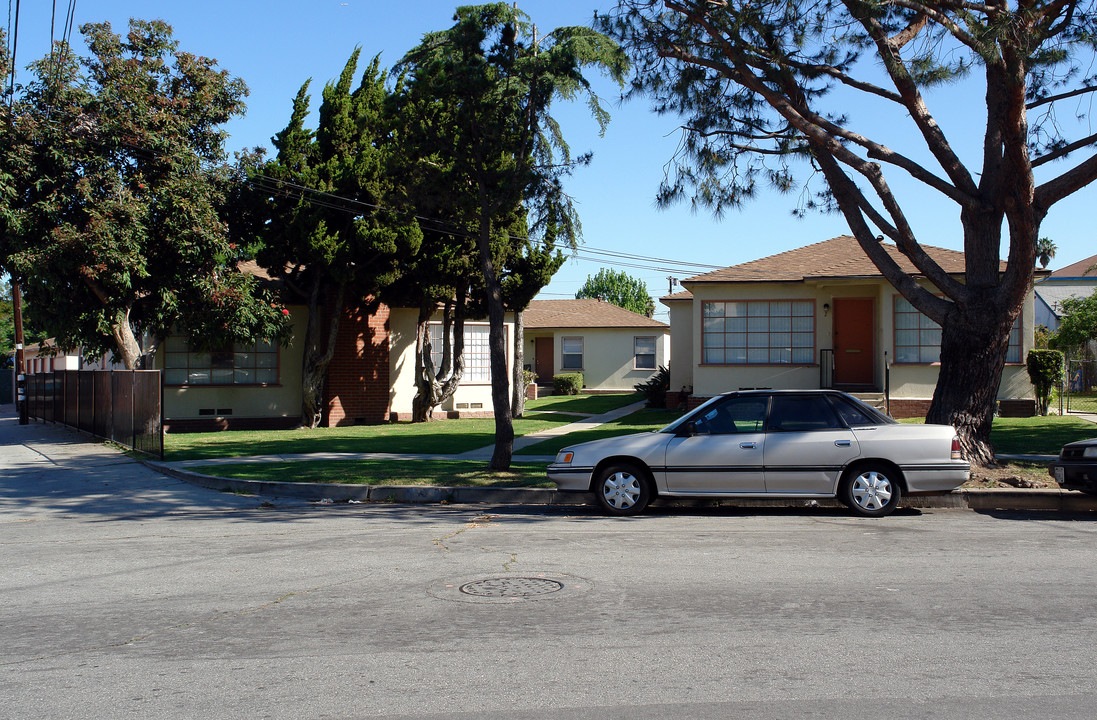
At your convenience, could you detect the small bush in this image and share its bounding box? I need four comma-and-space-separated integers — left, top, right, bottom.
1027, 349, 1064, 416
553, 372, 584, 395
635, 365, 670, 408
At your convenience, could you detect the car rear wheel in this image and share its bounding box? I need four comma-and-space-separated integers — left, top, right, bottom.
594, 463, 652, 516
840, 463, 902, 517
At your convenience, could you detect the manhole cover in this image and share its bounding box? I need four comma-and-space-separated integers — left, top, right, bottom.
429, 572, 593, 604
460, 577, 564, 598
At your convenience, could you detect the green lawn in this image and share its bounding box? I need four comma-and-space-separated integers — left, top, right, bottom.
900, 414, 1094, 455
192, 459, 553, 488
165, 412, 577, 461
989, 415, 1096, 455
524, 392, 643, 414
515, 407, 684, 455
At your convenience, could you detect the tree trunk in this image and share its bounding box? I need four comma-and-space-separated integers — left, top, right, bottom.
511, 309, 525, 418
300, 280, 346, 429
925, 300, 1014, 466
412, 296, 467, 422
412, 300, 441, 423
475, 213, 514, 470
111, 307, 143, 370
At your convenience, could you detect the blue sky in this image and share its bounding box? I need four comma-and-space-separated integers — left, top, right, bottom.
7, 1, 1094, 322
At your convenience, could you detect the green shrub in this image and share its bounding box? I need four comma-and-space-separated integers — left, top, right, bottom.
553, 372, 584, 395
634, 365, 670, 408
1026, 349, 1064, 416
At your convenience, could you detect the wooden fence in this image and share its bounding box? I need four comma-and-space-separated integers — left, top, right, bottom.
25, 370, 163, 459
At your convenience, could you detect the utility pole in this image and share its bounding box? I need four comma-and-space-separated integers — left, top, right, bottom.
13, 280, 28, 424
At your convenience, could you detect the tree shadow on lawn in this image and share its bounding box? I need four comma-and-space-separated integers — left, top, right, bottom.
165, 414, 576, 461
989, 416, 1097, 455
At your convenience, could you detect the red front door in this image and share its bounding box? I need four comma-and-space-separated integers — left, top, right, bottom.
833, 297, 875, 386
535, 337, 554, 382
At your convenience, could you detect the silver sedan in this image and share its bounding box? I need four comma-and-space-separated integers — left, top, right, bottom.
548, 390, 969, 517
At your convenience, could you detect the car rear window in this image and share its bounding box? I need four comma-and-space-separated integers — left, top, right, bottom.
830, 395, 893, 426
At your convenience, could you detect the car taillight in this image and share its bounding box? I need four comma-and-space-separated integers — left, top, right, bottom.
951, 437, 962, 460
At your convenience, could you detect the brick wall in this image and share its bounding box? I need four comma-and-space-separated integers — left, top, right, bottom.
324, 299, 391, 426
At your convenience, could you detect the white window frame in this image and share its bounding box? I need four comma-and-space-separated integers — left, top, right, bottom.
430, 323, 492, 384
634, 336, 657, 370
561, 336, 584, 371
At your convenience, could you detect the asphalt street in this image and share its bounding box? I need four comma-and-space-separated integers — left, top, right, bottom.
4, 411, 1097, 719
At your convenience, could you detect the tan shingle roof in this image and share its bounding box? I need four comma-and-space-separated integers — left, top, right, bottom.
1050, 254, 1097, 278
525, 299, 668, 329
683, 235, 989, 284
661, 290, 693, 302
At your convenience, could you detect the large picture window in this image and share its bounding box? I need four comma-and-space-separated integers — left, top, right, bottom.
430, 324, 491, 383
894, 297, 1021, 363
164, 335, 279, 386
702, 300, 814, 365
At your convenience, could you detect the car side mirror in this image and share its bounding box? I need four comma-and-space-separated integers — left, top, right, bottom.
676, 420, 697, 438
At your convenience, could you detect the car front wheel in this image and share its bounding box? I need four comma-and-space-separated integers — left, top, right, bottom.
594, 463, 652, 516
840, 464, 902, 517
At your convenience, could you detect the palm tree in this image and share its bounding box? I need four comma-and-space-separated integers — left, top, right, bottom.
1036, 237, 1057, 269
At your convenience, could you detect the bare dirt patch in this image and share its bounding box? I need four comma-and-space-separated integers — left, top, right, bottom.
966, 462, 1055, 489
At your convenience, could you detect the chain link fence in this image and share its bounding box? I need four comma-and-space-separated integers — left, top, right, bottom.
1064, 358, 1097, 414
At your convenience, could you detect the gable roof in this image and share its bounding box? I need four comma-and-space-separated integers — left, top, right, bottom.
1049, 254, 1097, 279
525, 299, 668, 329
683, 235, 994, 285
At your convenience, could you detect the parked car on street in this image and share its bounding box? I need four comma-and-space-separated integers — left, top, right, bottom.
548, 389, 969, 517
1049, 438, 1097, 494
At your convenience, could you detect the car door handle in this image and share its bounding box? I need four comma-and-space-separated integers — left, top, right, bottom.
740, 442, 757, 449
834, 440, 851, 447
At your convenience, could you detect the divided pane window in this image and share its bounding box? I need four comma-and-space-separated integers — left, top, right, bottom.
701, 300, 814, 365
164, 335, 278, 386
430, 324, 491, 383
894, 298, 1021, 363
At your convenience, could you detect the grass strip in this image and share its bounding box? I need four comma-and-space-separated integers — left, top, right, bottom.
524, 392, 642, 414
191, 459, 552, 488
166, 412, 576, 461
516, 407, 685, 455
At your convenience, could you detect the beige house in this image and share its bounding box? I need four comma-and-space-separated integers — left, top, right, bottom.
663, 235, 1036, 418
523, 298, 669, 391
154, 301, 517, 430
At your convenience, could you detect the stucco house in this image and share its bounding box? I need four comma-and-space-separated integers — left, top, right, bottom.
153, 299, 518, 431
662, 235, 1036, 418
1035, 253, 1097, 331
522, 298, 669, 391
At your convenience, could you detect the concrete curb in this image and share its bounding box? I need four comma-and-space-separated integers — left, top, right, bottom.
146, 460, 1097, 512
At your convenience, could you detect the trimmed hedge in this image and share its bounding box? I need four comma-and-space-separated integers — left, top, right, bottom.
1026, 348, 1064, 416
553, 372, 584, 395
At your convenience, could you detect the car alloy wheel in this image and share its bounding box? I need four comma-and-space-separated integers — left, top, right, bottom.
594, 463, 652, 516
841, 464, 902, 517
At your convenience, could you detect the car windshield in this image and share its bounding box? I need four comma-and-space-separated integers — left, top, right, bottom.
660, 395, 726, 434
